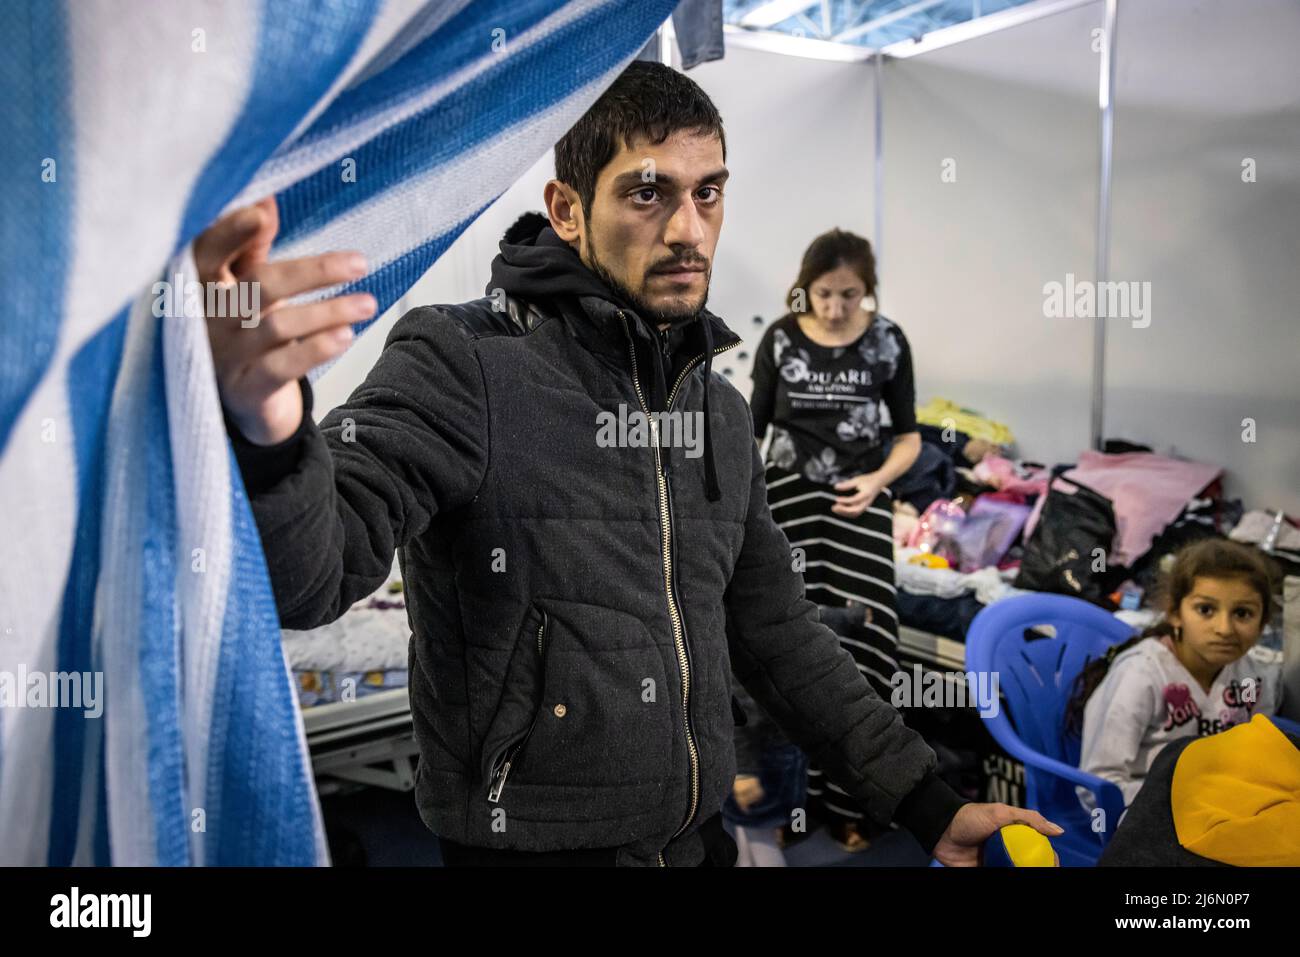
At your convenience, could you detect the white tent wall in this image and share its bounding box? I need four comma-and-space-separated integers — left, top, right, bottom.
1105, 0, 1300, 515
879, 1, 1103, 468
311, 153, 556, 414
315, 0, 1297, 513
687, 44, 876, 393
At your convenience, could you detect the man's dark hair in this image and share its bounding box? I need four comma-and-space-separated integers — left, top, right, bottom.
554, 61, 726, 216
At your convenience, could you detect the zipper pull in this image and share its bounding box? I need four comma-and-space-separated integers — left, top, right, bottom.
650, 417, 670, 476
488, 757, 513, 803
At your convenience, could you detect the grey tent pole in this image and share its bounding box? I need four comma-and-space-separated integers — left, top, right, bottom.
1091, 0, 1119, 450
873, 50, 884, 291
659, 20, 675, 67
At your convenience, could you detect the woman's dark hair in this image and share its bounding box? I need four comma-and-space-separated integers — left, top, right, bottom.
553, 61, 726, 217
1063, 538, 1278, 735
786, 229, 877, 313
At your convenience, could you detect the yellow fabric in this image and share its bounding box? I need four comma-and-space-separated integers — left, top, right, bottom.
1171, 714, 1300, 866
914, 398, 1015, 447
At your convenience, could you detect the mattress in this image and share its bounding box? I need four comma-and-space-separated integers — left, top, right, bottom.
282, 569, 411, 708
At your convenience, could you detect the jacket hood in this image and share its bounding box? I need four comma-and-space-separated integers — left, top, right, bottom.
488, 211, 632, 309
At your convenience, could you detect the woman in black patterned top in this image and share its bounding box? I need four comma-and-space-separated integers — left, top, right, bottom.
747, 228, 921, 851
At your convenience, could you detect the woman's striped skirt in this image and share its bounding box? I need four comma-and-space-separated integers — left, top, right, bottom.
765, 465, 901, 828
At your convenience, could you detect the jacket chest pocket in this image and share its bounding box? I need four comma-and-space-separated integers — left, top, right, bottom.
480, 599, 674, 803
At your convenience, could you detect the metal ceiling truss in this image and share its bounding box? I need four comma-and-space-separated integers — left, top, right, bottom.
727, 0, 1043, 48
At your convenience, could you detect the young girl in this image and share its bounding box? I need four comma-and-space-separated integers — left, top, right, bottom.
1069, 539, 1283, 809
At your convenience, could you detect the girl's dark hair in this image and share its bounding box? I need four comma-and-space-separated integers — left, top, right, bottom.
1063, 538, 1278, 735
786, 229, 877, 313
554, 61, 726, 218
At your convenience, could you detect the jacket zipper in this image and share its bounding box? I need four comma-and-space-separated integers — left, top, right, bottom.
619, 313, 739, 867
487, 610, 549, 803
666, 338, 740, 408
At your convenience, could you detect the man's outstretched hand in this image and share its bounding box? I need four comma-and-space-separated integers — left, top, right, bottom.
195, 196, 377, 445
932, 803, 1064, 867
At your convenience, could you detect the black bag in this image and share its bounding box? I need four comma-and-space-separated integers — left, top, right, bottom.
1014, 476, 1122, 608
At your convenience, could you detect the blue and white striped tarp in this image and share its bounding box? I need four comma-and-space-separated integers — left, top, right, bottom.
0, 0, 676, 866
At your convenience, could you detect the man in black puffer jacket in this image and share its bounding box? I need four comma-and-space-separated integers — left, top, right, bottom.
204, 61, 1060, 866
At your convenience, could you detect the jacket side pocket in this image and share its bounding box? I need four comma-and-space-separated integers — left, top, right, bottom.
480, 605, 549, 802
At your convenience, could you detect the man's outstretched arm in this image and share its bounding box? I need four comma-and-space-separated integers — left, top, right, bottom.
199, 200, 488, 629
724, 434, 1061, 864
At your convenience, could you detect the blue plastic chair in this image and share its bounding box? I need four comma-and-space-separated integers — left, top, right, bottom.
1274, 715, 1300, 735
964, 593, 1135, 866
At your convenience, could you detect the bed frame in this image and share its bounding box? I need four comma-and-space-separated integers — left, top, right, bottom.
303, 689, 418, 796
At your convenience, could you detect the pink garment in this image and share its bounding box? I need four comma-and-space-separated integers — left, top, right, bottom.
974, 455, 1050, 498
983, 489, 1030, 505
1023, 451, 1221, 566
957, 496, 1032, 572
894, 509, 919, 546
906, 499, 966, 564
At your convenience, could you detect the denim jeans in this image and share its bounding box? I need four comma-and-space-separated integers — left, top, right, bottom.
722, 743, 809, 830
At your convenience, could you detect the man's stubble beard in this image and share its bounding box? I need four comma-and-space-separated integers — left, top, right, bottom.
584, 229, 710, 328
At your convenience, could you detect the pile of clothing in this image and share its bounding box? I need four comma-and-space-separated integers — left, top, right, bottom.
890, 418, 1300, 647
1012, 449, 1224, 608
